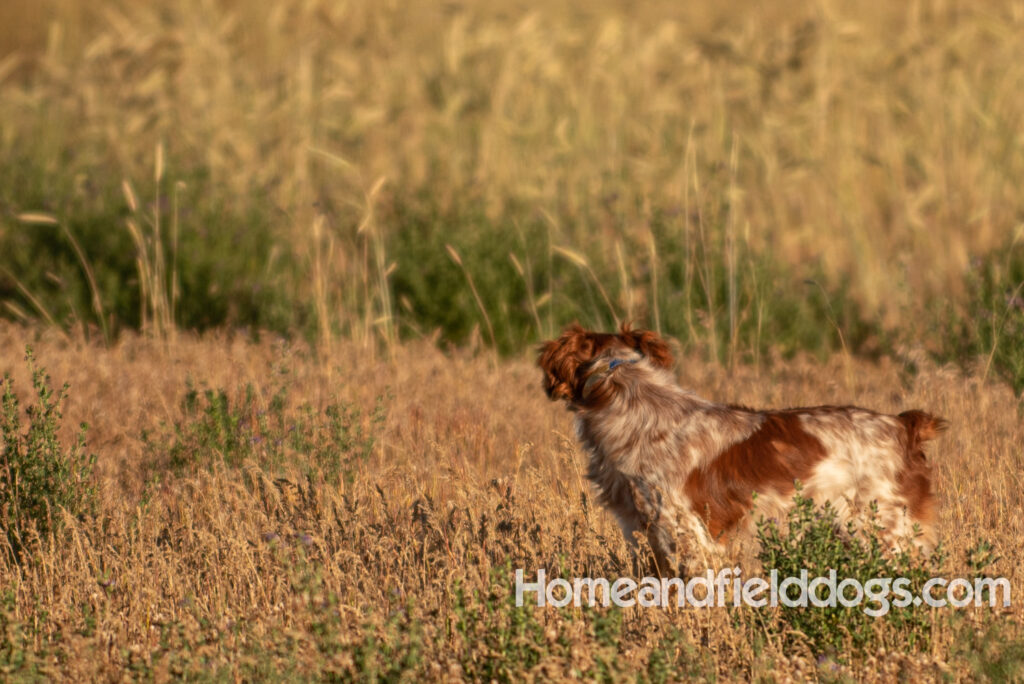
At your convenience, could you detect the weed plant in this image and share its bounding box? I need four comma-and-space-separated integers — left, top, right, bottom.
0, 349, 96, 562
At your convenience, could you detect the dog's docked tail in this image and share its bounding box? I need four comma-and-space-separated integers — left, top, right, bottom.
898, 410, 949, 455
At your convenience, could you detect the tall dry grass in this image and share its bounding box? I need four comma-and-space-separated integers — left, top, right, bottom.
1, 0, 1022, 343
0, 323, 1020, 679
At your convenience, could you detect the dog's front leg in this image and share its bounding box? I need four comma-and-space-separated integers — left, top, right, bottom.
627, 479, 677, 577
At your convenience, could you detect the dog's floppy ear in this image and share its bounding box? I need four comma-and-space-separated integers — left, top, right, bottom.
619, 323, 674, 369
538, 323, 588, 401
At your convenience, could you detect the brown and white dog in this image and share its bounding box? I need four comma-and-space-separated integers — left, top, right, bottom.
538, 323, 946, 576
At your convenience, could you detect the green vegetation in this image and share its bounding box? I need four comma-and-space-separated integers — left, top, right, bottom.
146, 379, 385, 485
753, 489, 941, 658
752, 489, 1007, 665
0, 150, 881, 362
388, 192, 881, 360
943, 238, 1024, 393
0, 155, 300, 341
5, 155, 1022, 387
0, 349, 96, 562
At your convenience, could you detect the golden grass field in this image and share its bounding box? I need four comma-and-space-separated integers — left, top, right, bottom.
2, 0, 1023, 342
0, 322, 1022, 681
2, 0, 1024, 680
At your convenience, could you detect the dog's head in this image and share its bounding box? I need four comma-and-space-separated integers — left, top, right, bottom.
537, 323, 674, 405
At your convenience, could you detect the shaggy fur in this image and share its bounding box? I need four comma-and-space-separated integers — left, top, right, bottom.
538, 323, 947, 576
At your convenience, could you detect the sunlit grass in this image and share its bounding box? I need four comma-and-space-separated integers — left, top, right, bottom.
0, 325, 1020, 680
0, 0, 1022, 365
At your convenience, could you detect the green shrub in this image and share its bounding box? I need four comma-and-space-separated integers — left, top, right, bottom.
290, 394, 387, 486
753, 488, 942, 659
0, 151, 302, 339
940, 240, 1024, 394
387, 194, 561, 354
0, 348, 97, 561
0, 589, 44, 678
149, 379, 386, 485
647, 207, 883, 364
952, 619, 1024, 682
452, 564, 548, 682
161, 383, 278, 471
0, 122, 881, 363
0, 135, 882, 364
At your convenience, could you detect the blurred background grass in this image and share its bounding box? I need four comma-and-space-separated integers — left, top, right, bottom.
0, 0, 1022, 382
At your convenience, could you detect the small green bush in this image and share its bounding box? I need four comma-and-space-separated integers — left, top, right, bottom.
753, 488, 941, 659
0, 348, 97, 561
149, 379, 386, 485
642, 626, 716, 684
452, 564, 548, 682
941, 241, 1024, 394
952, 619, 1024, 682
0, 589, 45, 678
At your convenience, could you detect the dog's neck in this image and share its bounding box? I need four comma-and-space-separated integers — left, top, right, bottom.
574, 361, 760, 478
575, 362, 702, 466
580, 356, 640, 400
579, 359, 699, 412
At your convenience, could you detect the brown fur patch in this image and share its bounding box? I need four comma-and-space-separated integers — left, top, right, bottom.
685, 411, 828, 541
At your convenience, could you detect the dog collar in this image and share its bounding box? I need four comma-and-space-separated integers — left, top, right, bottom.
581, 357, 640, 399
